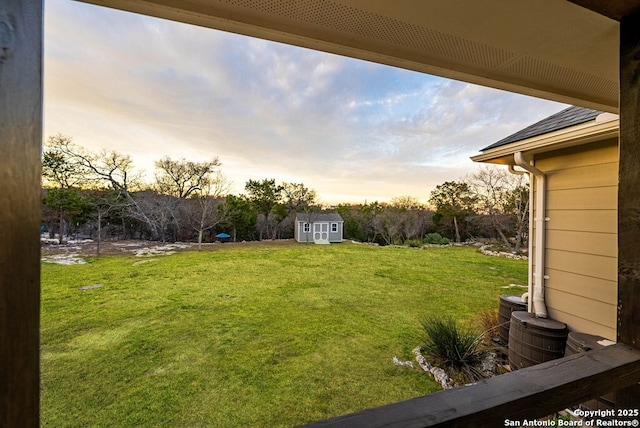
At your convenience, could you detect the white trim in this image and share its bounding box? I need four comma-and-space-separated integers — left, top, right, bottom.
313, 222, 329, 242
471, 118, 619, 164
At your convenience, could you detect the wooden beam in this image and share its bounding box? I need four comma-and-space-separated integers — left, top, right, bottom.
619, 0, 640, 352
303, 344, 640, 427
617, 6, 640, 409
0, 1, 42, 427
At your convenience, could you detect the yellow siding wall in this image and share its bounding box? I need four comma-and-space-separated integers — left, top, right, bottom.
533, 139, 618, 340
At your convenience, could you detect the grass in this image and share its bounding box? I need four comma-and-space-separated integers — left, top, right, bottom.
41, 242, 527, 427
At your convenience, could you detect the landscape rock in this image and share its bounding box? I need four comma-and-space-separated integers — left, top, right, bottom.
413, 347, 454, 389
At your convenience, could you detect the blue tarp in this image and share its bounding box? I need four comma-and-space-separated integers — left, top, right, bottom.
215, 233, 231, 239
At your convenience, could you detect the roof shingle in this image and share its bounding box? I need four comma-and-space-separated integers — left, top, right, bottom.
481, 106, 603, 151
295, 213, 343, 222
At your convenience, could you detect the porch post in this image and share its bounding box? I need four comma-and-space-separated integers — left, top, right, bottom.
0, 1, 43, 426
618, 8, 640, 407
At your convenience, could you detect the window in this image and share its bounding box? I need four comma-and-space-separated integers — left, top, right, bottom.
331, 223, 338, 232
303, 223, 310, 233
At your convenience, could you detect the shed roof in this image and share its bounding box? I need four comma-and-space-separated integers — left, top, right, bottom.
295, 213, 343, 222
481, 106, 603, 151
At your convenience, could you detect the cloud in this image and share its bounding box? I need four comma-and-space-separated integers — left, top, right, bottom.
44, 0, 567, 204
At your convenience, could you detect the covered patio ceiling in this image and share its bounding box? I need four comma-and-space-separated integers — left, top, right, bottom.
78, 0, 635, 113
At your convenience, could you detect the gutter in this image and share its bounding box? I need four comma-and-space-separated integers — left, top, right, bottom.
471, 117, 618, 164
510, 152, 548, 318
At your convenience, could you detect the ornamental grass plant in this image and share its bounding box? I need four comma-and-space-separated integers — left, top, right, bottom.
477, 307, 500, 345
419, 316, 488, 385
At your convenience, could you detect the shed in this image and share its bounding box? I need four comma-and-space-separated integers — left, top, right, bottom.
294, 213, 344, 244
473, 106, 619, 340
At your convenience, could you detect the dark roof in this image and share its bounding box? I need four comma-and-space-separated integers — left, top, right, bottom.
295, 212, 343, 222
481, 106, 603, 151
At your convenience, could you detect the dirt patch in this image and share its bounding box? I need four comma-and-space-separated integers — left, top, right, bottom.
79, 284, 103, 291
41, 253, 87, 265
41, 238, 300, 258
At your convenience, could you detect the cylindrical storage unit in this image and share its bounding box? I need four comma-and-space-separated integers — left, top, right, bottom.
508, 311, 568, 370
565, 332, 616, 411
498, 295, 527, 345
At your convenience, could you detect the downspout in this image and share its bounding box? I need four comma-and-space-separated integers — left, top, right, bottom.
511, 152, 548, 318
507, 164, 532, 311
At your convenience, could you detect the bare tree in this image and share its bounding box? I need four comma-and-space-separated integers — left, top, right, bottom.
371, 205, 403, 245
180, 174, 231, 249
389, 196, 432, 242
42, 135, 89, 241
136, 157, 229, 242
256, 212, 279, 241
504, 181, 530, 253
133, 190, 177, 242
368, 197, 433, 245
85, 189, 128, 256
361, 201, 383, 243
389, 195, 422, 211
467, 165, 529, 252
44, 134, 160, 238
154, 156, 221, 199
181, 196, 227, 250
42, 134, 87, 189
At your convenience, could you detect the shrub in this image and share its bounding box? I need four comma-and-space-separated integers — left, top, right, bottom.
419, 316, 487, 384
482, 240, 513, 253
423, 233, 450, 245
405, 239, 423, 248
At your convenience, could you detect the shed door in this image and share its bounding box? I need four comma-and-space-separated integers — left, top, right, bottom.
313, 223, 329, 241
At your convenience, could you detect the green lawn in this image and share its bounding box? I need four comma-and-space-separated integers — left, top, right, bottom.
41, 242, 527, 427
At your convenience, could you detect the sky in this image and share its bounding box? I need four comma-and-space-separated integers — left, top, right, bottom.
43, 0, 568, 205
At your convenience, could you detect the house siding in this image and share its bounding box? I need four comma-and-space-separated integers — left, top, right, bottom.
532, 138, 618, 340
328, 224, 343, 242
295, 223, 344, 242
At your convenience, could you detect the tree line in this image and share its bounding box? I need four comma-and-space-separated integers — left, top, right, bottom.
41, 134, 529, 253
